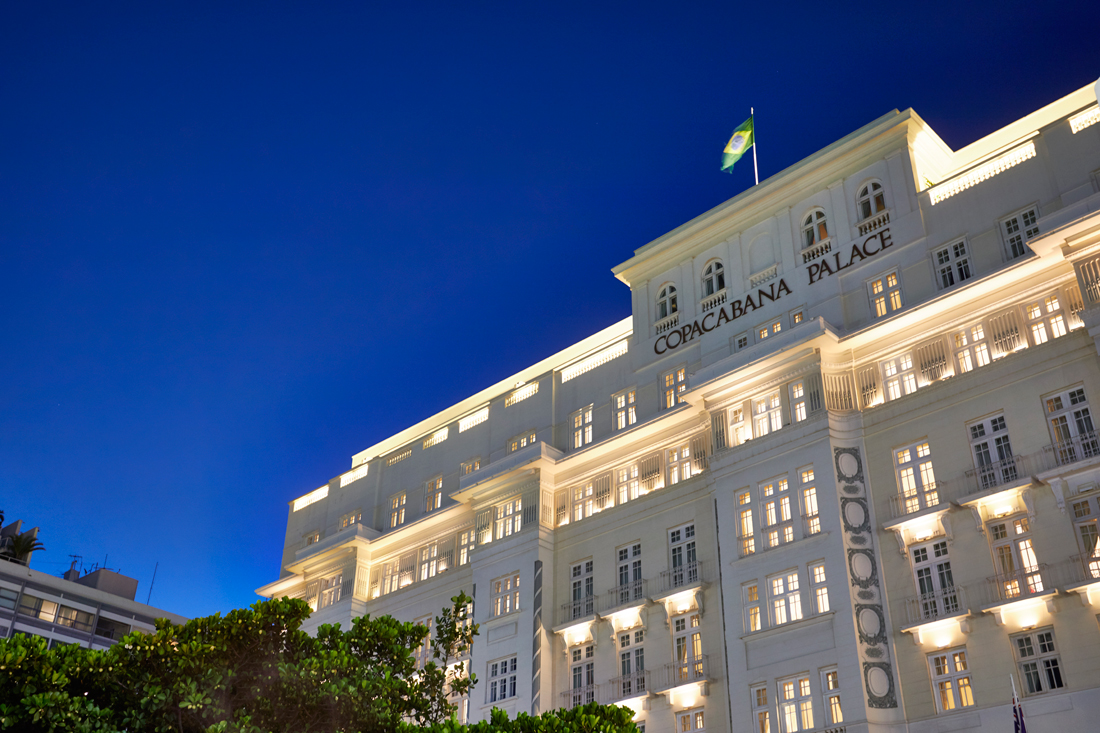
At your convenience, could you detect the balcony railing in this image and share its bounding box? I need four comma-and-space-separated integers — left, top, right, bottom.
558, 595, 599, 626
977, 565, 1052, 606
653, 655, 708, 692
603, 672, 648, 703
961, 454, 1030, 497
1069, 553, 1100, 583
561, 685, 598, 709
1042, 431, 1100, 469
700, 289, 727, 314
889, 483, 948, 519
857, 209, 890, 236
903, 585, 967, 625
801, 238, 832, 264
605, 580, 647, 612
656, 560, 706, 596
655, 312, 679, 335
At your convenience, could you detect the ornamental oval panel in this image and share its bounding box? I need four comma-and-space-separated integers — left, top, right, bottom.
859, 607, 881, 637
852, 553, 874, 580
844, 500, 866, 528
867, 666, 891, 697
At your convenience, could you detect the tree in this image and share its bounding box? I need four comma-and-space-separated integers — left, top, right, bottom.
0, 533, 45, 565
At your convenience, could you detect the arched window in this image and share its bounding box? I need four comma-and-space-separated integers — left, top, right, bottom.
702, 262, 725, 297
657, 284, 678, 320
802, 210, 828, 249
857, 182, 887, 221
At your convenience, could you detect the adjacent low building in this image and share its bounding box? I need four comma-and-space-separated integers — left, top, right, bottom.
259, 79, 1100, 732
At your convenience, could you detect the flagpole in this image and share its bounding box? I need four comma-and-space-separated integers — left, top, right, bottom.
751, 107, 759, 186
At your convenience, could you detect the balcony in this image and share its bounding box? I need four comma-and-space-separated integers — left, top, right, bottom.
603, 672, 649, 703
749, 264, 778, 287
700, 289, 727, 314
856, 209, 890, 237
654, 560, 707, 598
889, 484, 949, 520
654, 312, 679, 335
964, 455, 1028, 496
605, 580, 648, 614
800, 238, 832, 264
652, 655, 708, 693
903, 585, 969, 625
560, 685, 598, 709
977, 565, 1053, 607
1040, 431, 1100, 471
557, 595, 600, 627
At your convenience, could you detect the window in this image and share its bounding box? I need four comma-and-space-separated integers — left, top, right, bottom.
744, 582, 761, 632
869, 271, 903, 317
734, 332, 749, 351
491, 573, 520, 617
935, 240, 972, 289
570, 560, 595, 619
779, 675, 813, 732
618, 630, 645, 697
1002, 206, 1039, 260
790, 381, 808, 423
702, 261, 725, 296
496, 497, 522, 539
461, 457, 481, 475
571, 405, 594, 450
801, 468, 820, 535
569, 644, 596, 705
425, 476, 443, 513
419, 543, 439, 581
911, 540, 958, 619
1045, 386, 1098, 464
989, 515, 1042, 598
318, 573, 343, 609
752, 685, 771, 733
616, 543, 644, 604
390, 493, 406, 528
673, 612, 703, 681
882, 353, 917, 401
955, 324, 991, 373
895, 441, 938, 513
488, 656, 518, 702
822, 669, 842, 724
304, 531, 320, 546
509, 431, 537, 452
929, 648, 975, 712
810, 563, 829, 613
753, 391, 782, 437
338, 511, 362, 530
969, 414, 1017, 489
757, 319, 782, 341
573, 482, 595, 522
738, 490, 755, 556
667, 443, 693, 485
1013, 629, 1064, 694
617, 464, 641, 505
663, 367, 687, 409
657, 284, 678, 320
412, 614, 434, 669
801, 209, 829, 248
769, 571, 802, 625
761, 478, 794, 548
1071, 496, 1100, 573
857, 181, 887, 221
678, 709, 705, 732
458, 530, 474, 565
614, 389, 637, 430
729, 406, 749, 445
790, 309, 804, 326
669, 523, 698, 588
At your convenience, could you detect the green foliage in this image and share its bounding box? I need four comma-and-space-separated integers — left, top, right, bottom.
405, 703, 638, 733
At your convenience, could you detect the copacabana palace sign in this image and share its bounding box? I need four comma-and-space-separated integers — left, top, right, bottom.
655, 229, 893, 354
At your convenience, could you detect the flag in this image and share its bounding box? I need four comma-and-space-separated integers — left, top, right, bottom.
721, 117, 754, 173
1013, 693, 1027, 733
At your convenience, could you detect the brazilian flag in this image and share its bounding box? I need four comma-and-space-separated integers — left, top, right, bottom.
721, 117, 754, 173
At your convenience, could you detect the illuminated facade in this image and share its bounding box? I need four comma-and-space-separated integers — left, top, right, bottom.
259, 82, 1100, 731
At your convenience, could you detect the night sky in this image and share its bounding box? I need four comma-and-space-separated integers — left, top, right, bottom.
3, 2, 1099, 620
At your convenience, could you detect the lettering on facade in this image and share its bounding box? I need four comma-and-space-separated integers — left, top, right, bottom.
653, 228, 893, 354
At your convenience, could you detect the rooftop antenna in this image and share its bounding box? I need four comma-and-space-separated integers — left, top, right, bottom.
147, 561, 159, 605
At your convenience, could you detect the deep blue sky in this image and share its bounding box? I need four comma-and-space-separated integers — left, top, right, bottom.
3, 2, 1099, 620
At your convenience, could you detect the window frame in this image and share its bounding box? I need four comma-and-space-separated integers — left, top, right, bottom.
777, 674, 814, 732
1012, 628, 1064, 695
614, 388, 637, 431
767, 569, 803, 626
657, 283, 679, 321
928, 647, 975, 712
490, 572, 520, 618
867, 269, 903, 318
571, 404, 594, 450
1000, 205, 1040, 261
856, 181, 887, 222
425, 476, 443, 513
702, 260, 726, 298
934, 239, 973, 290
487, 655, 518, 702
800, 208, 829, 249
662, 367, 687, 410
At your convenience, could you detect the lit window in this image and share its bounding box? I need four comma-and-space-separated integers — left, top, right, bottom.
672, 612, 703, 680
496, 498, 522, 539
753, 391, 782, 437
869, 271, 903, 318
413, 614, 433, 669
677, 709, 705, 731
823, 669, 842, 724
729, 406, 749, 446
929, 648, 975, 711
425, 476, 443, 513
968, 414, 1017, 491
338, 511, 362, 530
458, 530, 474, 565
304, 531, 320, 546
988, 514, 1042, 599
509, 430, 537, 452
935, 240, 972, 289
419, 543, 439, 581
911, 540, 959, 620
461, 457, 481, 475
881, 353, 917, 401
894, 441, 938, 513
801, 467, 820, 535
668, 523, 698, 588
667, 443, 692, 485
616, 464, 642, 505
614, 389, 637, 430
1002, 206, 1039, 260
738, 490, 755, 557
752, 685, 771, 733
801, 209, 829, 248
744, 582, 761, 632
571, 405, 594, 450
663, 367, 687, 409
568, 644, 596, 706
491, 573, 520, 617
779, 675, 813, 731
810, 563, 828, 612
389, 493, 406, 528
702, 261, 726, 296
657, 284, 678, 321
954, 324, 991, 373
791, 309, 804, 326
761, 477, 793, 548
1013, 629, 1065, 694
857, 181, 887, 221
757, 319, 782, 341
768, 570, 802, 625
488, 655, 518, 701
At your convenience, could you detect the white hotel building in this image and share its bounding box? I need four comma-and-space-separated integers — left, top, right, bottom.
259, 81, 1100, 732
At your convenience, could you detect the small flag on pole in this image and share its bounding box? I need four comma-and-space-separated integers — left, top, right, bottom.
721, 116, 754, 174
1012, 691, 1027, 733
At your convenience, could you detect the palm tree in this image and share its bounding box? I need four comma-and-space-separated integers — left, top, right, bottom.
0, 534, 45, 565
